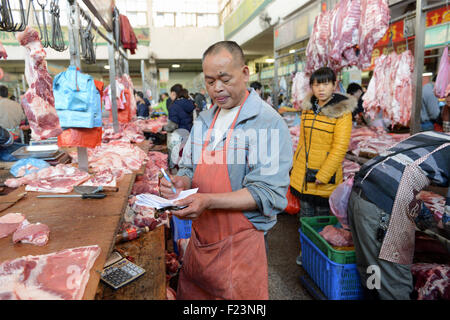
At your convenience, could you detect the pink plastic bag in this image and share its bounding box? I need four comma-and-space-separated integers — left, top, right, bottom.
329, 177, 354, 229
434, 47, 449, 99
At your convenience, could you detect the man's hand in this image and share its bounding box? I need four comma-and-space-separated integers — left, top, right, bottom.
172, 194, 212, 220
160, 175, 191, 199
315, 179, 323, 185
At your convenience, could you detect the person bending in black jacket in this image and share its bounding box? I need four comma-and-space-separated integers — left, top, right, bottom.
0, 126, 13, 147
347, 82, 365, 124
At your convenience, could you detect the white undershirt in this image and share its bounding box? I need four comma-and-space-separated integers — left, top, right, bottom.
210, 106, 240, 149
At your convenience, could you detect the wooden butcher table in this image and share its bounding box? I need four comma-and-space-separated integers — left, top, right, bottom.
0, 140, 167, 300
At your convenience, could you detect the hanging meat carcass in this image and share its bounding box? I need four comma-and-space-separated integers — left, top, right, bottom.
358, 0, 390, 70
391, 50, 414, 126
305, 10, 332, 74
362, 50, 413, 126
434, 47, 449, 99
17, 27, 62, 140
0, 41, 7, 59
328, 0, 361, 72
291, 71, 311, 108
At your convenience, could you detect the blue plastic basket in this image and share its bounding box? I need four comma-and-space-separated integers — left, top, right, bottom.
171, 216, 192, 255
299, 229, 364, 300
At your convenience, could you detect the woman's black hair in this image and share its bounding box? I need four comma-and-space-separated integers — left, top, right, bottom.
309, 67, 336, 86
177, 88, 190, 99
136, 91, 144, 99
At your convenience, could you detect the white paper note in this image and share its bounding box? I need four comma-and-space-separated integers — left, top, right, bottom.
135, 188, 199, 209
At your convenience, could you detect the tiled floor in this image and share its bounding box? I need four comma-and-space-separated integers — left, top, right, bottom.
267, 212, 313, 300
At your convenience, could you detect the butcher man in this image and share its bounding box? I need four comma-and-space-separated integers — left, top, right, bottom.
160, 41, 293, 300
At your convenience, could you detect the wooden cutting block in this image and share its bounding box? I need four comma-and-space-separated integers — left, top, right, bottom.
0, 191, 27, 213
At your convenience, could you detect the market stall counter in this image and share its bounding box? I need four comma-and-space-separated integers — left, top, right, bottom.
0, 140, 167, 300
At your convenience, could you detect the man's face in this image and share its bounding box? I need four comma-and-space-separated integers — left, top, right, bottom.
169, 91, 177, 101
256, 88, 262, 97
203, 49, 249, 109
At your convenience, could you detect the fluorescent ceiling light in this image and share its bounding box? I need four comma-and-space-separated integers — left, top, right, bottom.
289, 49, 296, 54
104, 65, 110, 70
265, 58, 274, 63
422, 72, 432, 77
172, 64, 181, 68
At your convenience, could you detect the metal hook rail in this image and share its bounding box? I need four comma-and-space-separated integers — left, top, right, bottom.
0, 0, 30, 32
50, 0, 66, 51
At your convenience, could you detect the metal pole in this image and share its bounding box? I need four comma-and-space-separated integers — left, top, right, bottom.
67, 1, 88, 172
21, 74, 26, 91
273, 54, 279, 108
141, 59, 145, 94
108, 34, 120, 132
124, 56, 129, 75
67, 1, 82, 69
410, 0, 427, 134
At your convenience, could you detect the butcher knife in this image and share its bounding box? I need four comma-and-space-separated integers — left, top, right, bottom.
37, 194, 107, 199
73, 186, 119, 194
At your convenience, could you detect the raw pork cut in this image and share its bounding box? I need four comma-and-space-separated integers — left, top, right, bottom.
434, 47, 449, 99
328, 0, 361, 71
362, 51, 414, 126
134, 117, 168, 133
0, 41, 7, 59
417, 191, 446, 225
305, 11, 331, 74
131, 151, 168, 195
0, 213, 25, 239
0, 245, 101, 300
411, 263, 450, 300
16, 27, 62, 140
5, 164, 90, 193
128, 196, 170, 230
358, 0, 390, 70
165, 251, 180, 274
102, 122, 145, 144
12, 220, 50, 246
81, 169, 117, 188
319, 225, 353, 247
289, 126, 300, 154
166, 287, 177, 300
69, 141, 148, 180
177, 238, 190, 262
291, 72, 310, 109
120, 74, 137, 119
342, 159, 360, 181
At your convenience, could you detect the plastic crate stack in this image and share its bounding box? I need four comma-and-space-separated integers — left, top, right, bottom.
299, 216, 364, 300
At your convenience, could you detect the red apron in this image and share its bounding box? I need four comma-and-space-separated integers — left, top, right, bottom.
177, 92, 269, 300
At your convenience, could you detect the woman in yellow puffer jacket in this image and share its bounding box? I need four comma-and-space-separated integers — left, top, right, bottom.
290, 67, 356, 220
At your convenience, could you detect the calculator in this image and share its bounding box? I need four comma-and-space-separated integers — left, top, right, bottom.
100, 251, 146, 290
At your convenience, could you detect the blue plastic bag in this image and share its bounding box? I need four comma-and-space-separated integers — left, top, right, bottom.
10, 158, 50, 177
53, 66, 102, 128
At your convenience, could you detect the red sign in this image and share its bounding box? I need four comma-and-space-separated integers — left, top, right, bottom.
376, 6, 449, 47
367, 6, 450, 69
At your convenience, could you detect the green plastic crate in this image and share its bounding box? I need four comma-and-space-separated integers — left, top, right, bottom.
300, 216, 356, 264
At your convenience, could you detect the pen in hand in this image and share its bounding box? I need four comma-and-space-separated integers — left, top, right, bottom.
160, 168, 177, 194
